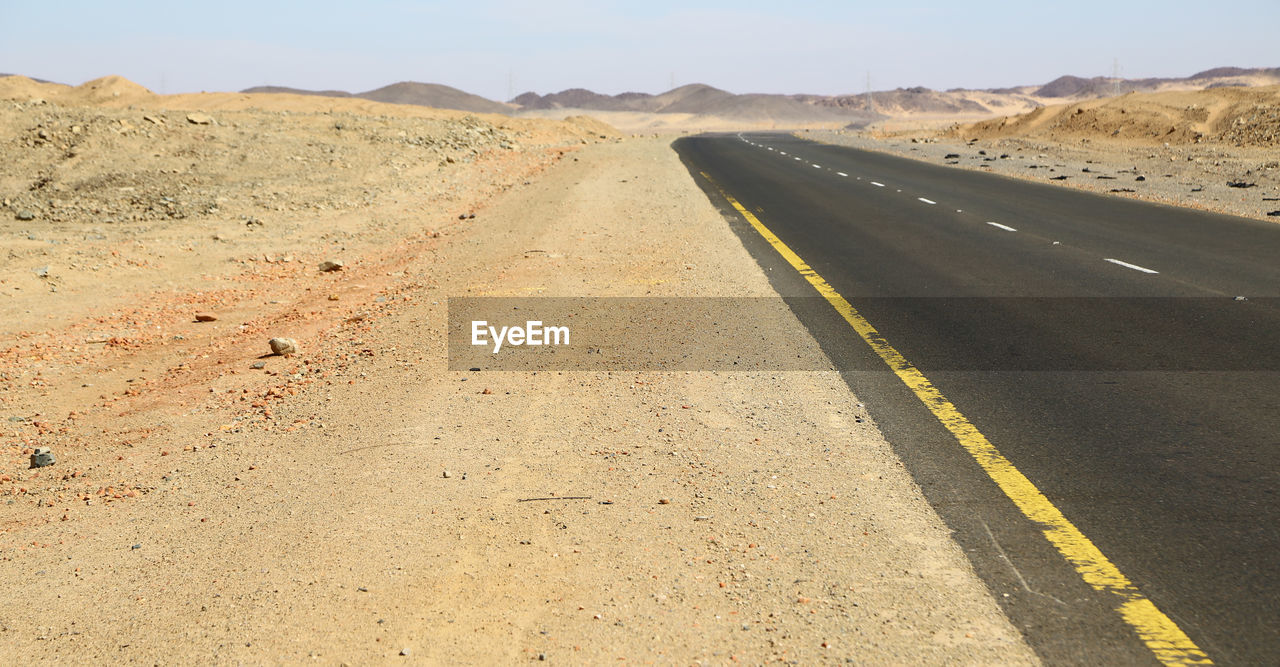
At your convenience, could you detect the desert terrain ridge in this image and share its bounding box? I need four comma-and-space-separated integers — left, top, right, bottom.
0, 76, 1038, 662
803, 83, 1279, 222
956, 84, 1280, 147
228, 66, 1280, 132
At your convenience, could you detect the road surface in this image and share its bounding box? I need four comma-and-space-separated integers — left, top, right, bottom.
675, 132, 1280, 665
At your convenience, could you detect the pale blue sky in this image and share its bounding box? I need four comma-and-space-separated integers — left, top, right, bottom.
1, 1, 1275, 100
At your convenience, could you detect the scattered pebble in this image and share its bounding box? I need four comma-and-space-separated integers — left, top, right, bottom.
318, 260, 345, 272
195, 313, 218, 322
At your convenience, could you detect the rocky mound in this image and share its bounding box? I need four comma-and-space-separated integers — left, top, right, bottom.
238, 81, 511, 114
956, 84, 1280, 147
514, 88, 660, 112
802, 87, 992, 116
1035, 75, 1112, 98
357, 82, 512, 114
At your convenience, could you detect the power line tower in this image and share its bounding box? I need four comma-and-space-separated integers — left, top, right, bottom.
507, 69, 514, 101
669, 71, 676, 90
1112, 58, 1122, 97
865, 71, 874, 112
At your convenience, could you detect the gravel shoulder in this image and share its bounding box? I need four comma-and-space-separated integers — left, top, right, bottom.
803, 129, 1280, 222
0, 116, 1036, 661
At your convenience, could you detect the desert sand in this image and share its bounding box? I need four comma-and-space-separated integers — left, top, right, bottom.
0, 76, 1036, 662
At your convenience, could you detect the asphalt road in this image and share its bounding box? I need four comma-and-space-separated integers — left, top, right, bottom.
674, 133, 1280, 665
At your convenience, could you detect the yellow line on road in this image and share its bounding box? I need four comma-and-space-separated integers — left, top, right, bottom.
699, 170, 1211, 666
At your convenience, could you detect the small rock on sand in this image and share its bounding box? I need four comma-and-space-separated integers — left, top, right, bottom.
16, 210, 35, 221
269, 337, 299, 355
195, 313, 217, 322
186, 113, 216, 125
30, 447, 55, 469
318, 260, 344, 272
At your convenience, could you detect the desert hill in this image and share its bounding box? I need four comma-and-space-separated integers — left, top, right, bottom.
515, 83, 883, 128
241, 85, 354, 98
0, 74, 619, 148
954, 84, 1280, 147
355, 82, 512, 114
240, 81, 511, 114
8, 66, 1277, 130
1032, 66, 1280, 98
512, 66, 1280, 127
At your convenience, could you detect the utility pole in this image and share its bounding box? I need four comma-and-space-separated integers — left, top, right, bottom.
865, 71, 874, 112
1112, 58, 1122, 97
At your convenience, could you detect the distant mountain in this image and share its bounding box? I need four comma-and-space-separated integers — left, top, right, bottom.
0, 73, 60, 84
797, 87, 994, 115
512, 83, 883, 125
1031, 66, 1280, 98
514, 87, 660, 111
242, 85, 353, 98
1034, 75, 1112, 98
239, 66, 1280, 121
357, 82, 511, 114
240, 81, 511, 114
1189, 67, 1271, 79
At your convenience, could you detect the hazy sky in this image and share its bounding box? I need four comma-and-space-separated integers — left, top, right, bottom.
2, 1, 1276, 100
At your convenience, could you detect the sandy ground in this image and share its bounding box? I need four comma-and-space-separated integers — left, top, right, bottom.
0, 84, 1036, 662
806, 85, 1280, 222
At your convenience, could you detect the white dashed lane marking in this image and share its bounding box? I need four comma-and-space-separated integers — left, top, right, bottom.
737, 141, 1172, 286
1104, 258, 1159, 274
